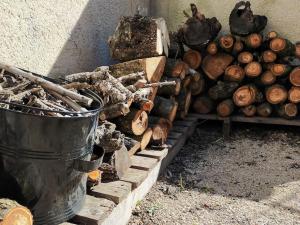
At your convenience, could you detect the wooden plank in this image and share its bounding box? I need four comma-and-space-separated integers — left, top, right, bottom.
136, 148, 168, 160
120, 168, 148, 189
173, 120, 195, 127
90, 181, 132, 204
70, 195, 115, 225
167, 131, 182, 140
170, 125, 189, 134
130, 155, 158, 171
128, 142, 141, 156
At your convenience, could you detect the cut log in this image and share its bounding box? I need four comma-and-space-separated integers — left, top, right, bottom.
183, 50, 202, 69
259, 70, 276, 86
152, 96, 178, 122
149, 117, 172, 145
233, 85, 259, 107
108, 15, 169, 61
245, 61, 262, 77
277, 103, 298, 119
208, 81, 239, 100
296, 42, 300, 58
177, 3, 221, 51
237, 51, 253, 64
262, 50, 277, 63
131, 128, 153, 151
115, 109, 148, 136
109, 56, 166, 83
229, 1, 267, 36
157, 77, 181, 96
288, 86, 300, 103
0, 198, 33, 225
193, 96, 214, 114
270, 64, 291, 77
241, 105, 256, 117
125, 137, 141, 156
219, 35, 235, 52
190, 71, 205, 96
270, 38, 295, 57
87, 170, 101, 187
224, 65, 245, 82
171, 61, 189, 80
232, 40, 244, 55
217, 99, 234, 117
201, 53, 234, 80
207, 42, 218, 55
176, 88, 192, 119
257, 103, 272, 117
266, 31, 278, 40
265, 84, 288, 104
289, 67, 300, 86
99, 103, 130, 121
245, 33, 262, 49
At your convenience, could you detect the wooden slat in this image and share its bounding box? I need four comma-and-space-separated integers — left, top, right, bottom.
60, 223, 77, 225
173, 120, 196, 127
130, 155, 158, 171
136, 148, 168, 160
90, 181, 132, 204
170, 125, 189, 134
70, 195, 115, 225
167, 131, 183, 140
120, 168, 148, 189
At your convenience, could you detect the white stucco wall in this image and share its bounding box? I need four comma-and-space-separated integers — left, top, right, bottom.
151, 0, 300, 42
0, 0, 149, 77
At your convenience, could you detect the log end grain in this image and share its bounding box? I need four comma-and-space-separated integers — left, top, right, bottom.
183, 50, 202, 69
224, 65, 245, 82
245, 62, 262, 78
266, 85, 288, 105
262, 50, 277, 63
289, 67, 300, 86
207, 42, 218, 55
233, 85, 257, 107
237, 51, 253, 64
288, 86, 300, 103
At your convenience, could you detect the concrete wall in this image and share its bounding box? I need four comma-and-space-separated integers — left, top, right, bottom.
0, 0, 149, 77
151, 0, 300, 42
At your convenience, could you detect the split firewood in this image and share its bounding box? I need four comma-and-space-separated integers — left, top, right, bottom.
202, 53, 234, 80
245, 61, 262, 78
114, 108, 148, 136
229, 1, 267, 36
217, 99, 234, 117
257, 103, 272, 117
219, 34, 235, 52
244, 33, 262, 49
265, 84, 288, 104
152, 96, 178, 122
224, 65, 245, 82
262, 50, 277, 63
149, 116, 172, 146
232, 40, 244, 55
193, 95, 214, 114
109, 56, 166, 83
208, 81, 239, 101
270, 38, 295, 57
113, 144, 132, 178
99, 103, 130, 121
128, 128, 153, 151
176, 88, 192, 119
277, 103, 298, 119
237, 51, 253, 64
289, 67, 300, 86
233, 85, 261, 107
183, 50, 202, 69
0, 198, 33, 225
170, 61, 189, 80
241, 105, 256, 117
288, 86, 300, 103
157, 77, 181, 96
124, 137, 141, 156
177, 3, 221, 50
207, 42, 218, 55
108, 14, 169, 61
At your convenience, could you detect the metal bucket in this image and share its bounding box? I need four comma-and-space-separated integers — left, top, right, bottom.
0, 96, 103, 224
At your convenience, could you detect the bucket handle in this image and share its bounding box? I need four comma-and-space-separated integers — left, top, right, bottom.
72, 148, 104, 173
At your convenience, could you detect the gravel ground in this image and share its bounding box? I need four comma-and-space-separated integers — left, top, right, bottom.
129, 122, 300, 225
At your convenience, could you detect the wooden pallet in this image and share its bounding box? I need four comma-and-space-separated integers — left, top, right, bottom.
193, 113, 300, 139
61, 114, 198, 225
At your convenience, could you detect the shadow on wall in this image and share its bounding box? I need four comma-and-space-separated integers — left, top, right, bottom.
49, 0, 149, 78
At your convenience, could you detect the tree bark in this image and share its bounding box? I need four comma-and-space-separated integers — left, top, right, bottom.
224, 65, 245, 82
237, 51, 253, 64
257, 103, 272, 117
277, 103, 298, 119
176, 88, 192, 119
0, 199, 33, 225
245, 61, 262, 77
193, 96, 214, 114
99, 103, 130, 121
183, 50, 202, 69
202, 53, 234, 80
152, 96, 178, 122
157, 77, 181, 96
208, 81, 239, 100
270, 38, 295, 57
288, 86, 300, 103
265, 84, 288, 104
241, 105, 256, 117
289, 67, 300, 86
233, 85, 260, 107
217, 99, 234, 117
